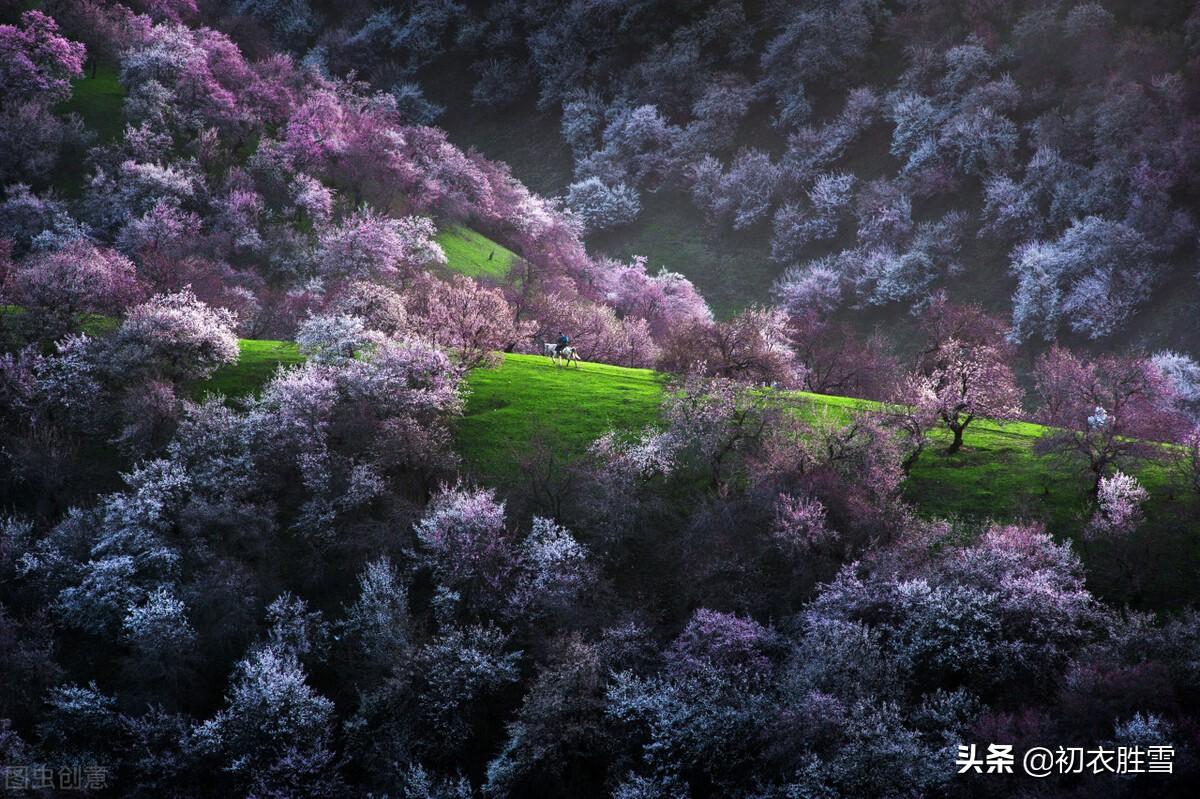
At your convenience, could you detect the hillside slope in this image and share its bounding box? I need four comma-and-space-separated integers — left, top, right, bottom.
204, 347, 1188, 543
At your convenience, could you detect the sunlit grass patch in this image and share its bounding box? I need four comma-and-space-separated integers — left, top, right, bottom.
436, 224, 519, 281
200, 339, 303, 399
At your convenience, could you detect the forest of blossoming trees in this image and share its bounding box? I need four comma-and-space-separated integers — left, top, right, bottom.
2, 2, 1200, 797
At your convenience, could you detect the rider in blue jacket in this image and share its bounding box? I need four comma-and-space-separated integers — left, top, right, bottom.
555, 332, 569, 355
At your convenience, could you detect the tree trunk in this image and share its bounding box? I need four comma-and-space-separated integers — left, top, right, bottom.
945, 425, 965, 454
902, 446, 922, 473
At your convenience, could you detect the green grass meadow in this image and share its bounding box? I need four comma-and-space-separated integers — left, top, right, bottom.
455, 353, 668, 480
4, 307, 1189, 602
197, 345, 1192, 548
60, 65, 126, 143
436, 224, 519, 281
8, 305, 1185, 545
200, 339, 304, 399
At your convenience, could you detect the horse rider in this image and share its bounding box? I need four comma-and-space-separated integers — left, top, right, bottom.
555, 331, 570, 356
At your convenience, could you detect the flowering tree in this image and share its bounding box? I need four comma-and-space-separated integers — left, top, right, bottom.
53, 2, 152, 79
328, 280, 409, 337
413, 484, 518, 616
119, 22, 263, 137
232, 0, 321, 46
244, 338, 464, 538
771, 493, 836, 554
133, 1, 199, 24
910, 336, 1023, 453
193, 645, 342, 797
1034, 347, 1189, 491
911, 299, 1023, 453
659, 372, 776, 491
0, 11, 86, 106
588, 256, 711, 341
526, 292, 658, 368
806, 520, 1096, 701
1085, 471, 1148, 540
772, 261, 843, 318
564, 178, 641, 232
577, 104, 684, 190
690, 148, 781, 230
754, 410, 907, 540
785, 310, 895, 399
1009, 217, 1156, 342
113, 289, 239, 383
1152, 350, 1200, 410
315, 209, 445, 283
295, 313, 379, 365
759, 1, 880, 127
607, 609, 781, 792
512, 517, 597, 619
342, 556, 410, 671
408, 274, 534, 368
122, 583, 195, 684
82, 160, 203, 239
410, 624, 521, 758
660, 307, 801, 388
770, 172, 856, 261
0, 11, 89, 178
13, 241, 142, 338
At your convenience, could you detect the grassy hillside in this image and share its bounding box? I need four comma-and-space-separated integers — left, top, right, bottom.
436, 224, 519, 281
455, 356, 1184, 534
50, 65, 126, 196
4, 316, 1176, 543
199, 345, 1191, 545
60, 65, 126, 143
201, 339, 303, 399
456, 353, 667, 479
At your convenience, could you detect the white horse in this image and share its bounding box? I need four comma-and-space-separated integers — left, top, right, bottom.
544, 342, 580, 367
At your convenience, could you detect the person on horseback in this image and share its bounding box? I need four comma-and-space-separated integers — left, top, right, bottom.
555, 331, 569, 355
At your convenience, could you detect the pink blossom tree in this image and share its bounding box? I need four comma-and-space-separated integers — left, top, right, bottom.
753, 410, 907, 541
690, 148, 781, 230
295, 313, 380, 365
771, 261, 843, 318
0, 11, 87, 183
590, 256, 711, 341
912, 299, 1023, 453
771, 493, 836, 553
665, 609, 778, 682
659, 372, 776, 491
1034, 347, 1190, 492
785, 310, 895, 399
327, 281, 409, 337
660, 306, 801, 388
512, 517, 597, 619
0, 11, 86, 106
911, 336, 1023, 453
315, 209, 445, 283
52, 2, 153, 79
331, 337, 465, 483
407, 274, 534, 368
525, 292, 658, 368
113, 288, 239, 383
1085, 471, 1149, 540
13, 241, 143, 338
886, 371, 942, 472
133, 1, 198, 24
413, 484, 518, 615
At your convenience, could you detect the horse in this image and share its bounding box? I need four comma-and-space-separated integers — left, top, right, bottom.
543, 342, 580, 367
